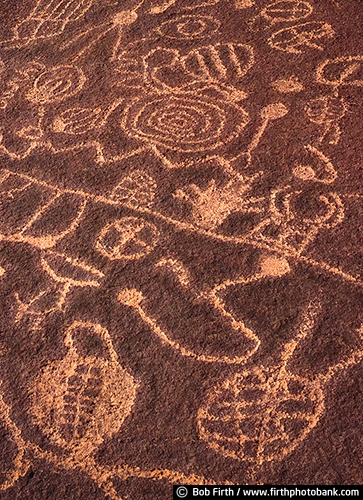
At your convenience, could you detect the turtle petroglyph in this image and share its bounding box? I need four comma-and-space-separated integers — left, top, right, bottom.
197, 303, 363, 465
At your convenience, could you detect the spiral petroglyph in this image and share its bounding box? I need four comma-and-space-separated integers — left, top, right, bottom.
120, 93, 249, 153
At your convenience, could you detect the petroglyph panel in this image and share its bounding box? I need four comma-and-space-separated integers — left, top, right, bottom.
1, 0, 363, 494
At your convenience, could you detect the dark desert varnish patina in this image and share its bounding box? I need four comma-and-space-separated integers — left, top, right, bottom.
1, 0, 363, 497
